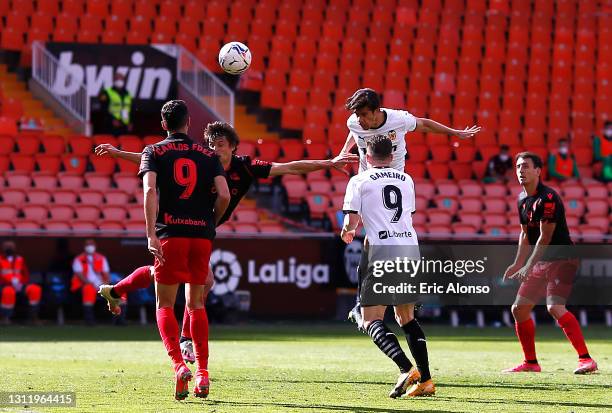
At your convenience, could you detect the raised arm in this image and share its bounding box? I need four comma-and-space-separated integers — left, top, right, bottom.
269, 153, 359, 176
415, 118, 481, 139
95, 143, 142, 164
339, 132, 357, 155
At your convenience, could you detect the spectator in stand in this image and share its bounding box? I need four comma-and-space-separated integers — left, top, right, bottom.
98, 73, 133, 136
593, 121, 612, 182
0, 241, 42, 325
548, 138, 579, 181
484, 144, 513, 183
71, 240, 110, 325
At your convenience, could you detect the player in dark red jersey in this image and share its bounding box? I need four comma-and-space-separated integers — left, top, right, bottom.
95, 121, 357, 362
140, 100, 230, 399
502, 152, 597, 375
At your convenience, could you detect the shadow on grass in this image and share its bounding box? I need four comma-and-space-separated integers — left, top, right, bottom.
188, 399, 453, 413
1, 324, 610, 343
434, 395, 612, 410
212, 377, 611, 392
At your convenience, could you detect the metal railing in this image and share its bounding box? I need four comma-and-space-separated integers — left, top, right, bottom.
177, 47, 234, 125
31, 41, 91, 135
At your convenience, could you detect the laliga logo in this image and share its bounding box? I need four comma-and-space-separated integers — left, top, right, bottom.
210, 249, 330, 295
210, 249, 242, 295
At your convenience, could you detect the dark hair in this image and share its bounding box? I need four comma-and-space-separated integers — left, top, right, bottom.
366, 136, 393, 160
161, 100, 189, 131
345, 88, 381, 112
204, 121, 240, 153
558, 137, 569, 144
515, 152, 543, 168
604, 120, 611, 128
500, 144, 509, 151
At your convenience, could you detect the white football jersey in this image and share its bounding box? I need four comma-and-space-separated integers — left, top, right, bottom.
343, 167, 418, 246
347, 108, 417, 172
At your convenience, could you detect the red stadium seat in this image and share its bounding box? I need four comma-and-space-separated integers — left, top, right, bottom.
35, 155, 61, 174
16, 136, 40, 155
426, 162, 450, 180
31, 173, 58, 189
102, 206, 127, 221
10, 154, 35, 173
61, 155, 87, 175
22, 205, 48, 222
114, 173, 140, 194
437, 180, 459, 197
1, 189, 26, 205
85, 174, 112, 190
89, 156, 116, 175
257, 141, 280, 162
449, 162, 473, 180
52, 189, 77, 205
58, 173, 84, 189
433, 195, 459, 214
284, 177, 308, 205
105, 190, 130, 205
49, 206, 75, 221
79, 190, 104, 206
27, 189, 52, 204
306, 194, 330, 220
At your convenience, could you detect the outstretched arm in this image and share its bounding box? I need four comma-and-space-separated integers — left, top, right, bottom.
95, 144, 142, 164
269, 153, 359, 176
415, 118, 481, 139
338, 132, 356, 155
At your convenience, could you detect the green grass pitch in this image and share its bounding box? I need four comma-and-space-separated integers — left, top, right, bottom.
0, 323, 609, 412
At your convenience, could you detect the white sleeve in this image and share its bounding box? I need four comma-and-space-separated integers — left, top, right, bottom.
102, 257, 110, 273
343, 177, 362, 214
409, 178, 416, 213
72, 259, 82, 273
403, 110, 417, 132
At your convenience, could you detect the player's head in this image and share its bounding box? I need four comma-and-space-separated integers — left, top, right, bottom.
204, 121, 239, 163
515, 152, 543, 186
345, 88, 381, 129
366, 135, 393, 167
161, 100, 190, 133
84, 239, 97, 255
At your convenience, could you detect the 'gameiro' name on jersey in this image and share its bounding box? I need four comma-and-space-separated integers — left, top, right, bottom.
343, 167, 418, 246
347, 108, 417, 173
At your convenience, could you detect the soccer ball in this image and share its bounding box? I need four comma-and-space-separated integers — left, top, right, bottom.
218, 42, 252, 75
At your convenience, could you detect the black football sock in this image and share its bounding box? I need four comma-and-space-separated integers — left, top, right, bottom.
179, 336, 190, 343
367, 319, 413, 373
355, 248, 369, 306
401, 319, 431, 382
579, 353, 591, 359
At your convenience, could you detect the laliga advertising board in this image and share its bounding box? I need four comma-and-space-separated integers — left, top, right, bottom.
210, 238, 338, 317
45, 43, 178, 134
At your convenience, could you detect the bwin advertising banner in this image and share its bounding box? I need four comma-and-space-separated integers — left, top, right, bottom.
46, 43, 178, 112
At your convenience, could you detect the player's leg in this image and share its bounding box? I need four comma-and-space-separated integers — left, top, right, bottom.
180, 267, 214, 364
394, 304, 435, 397
154, 238, 192, 400
186, 239, 213, 398
348, 237, 368, 331
503, 295, 540, 372
156, 281, 191, 399
99, 265, 153, 315
545, 259, 597, 374
24, 283, 42, 324
0, 286, 16, 325
362, 305, 415, 398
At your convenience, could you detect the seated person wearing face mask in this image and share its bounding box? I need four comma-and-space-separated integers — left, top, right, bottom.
484, 144, 513, 183
549, 138, 580, 181
71, 240, 111, 325
98, 73, 133, 136
0, 241, 41, 325
593, 121, 612, 182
